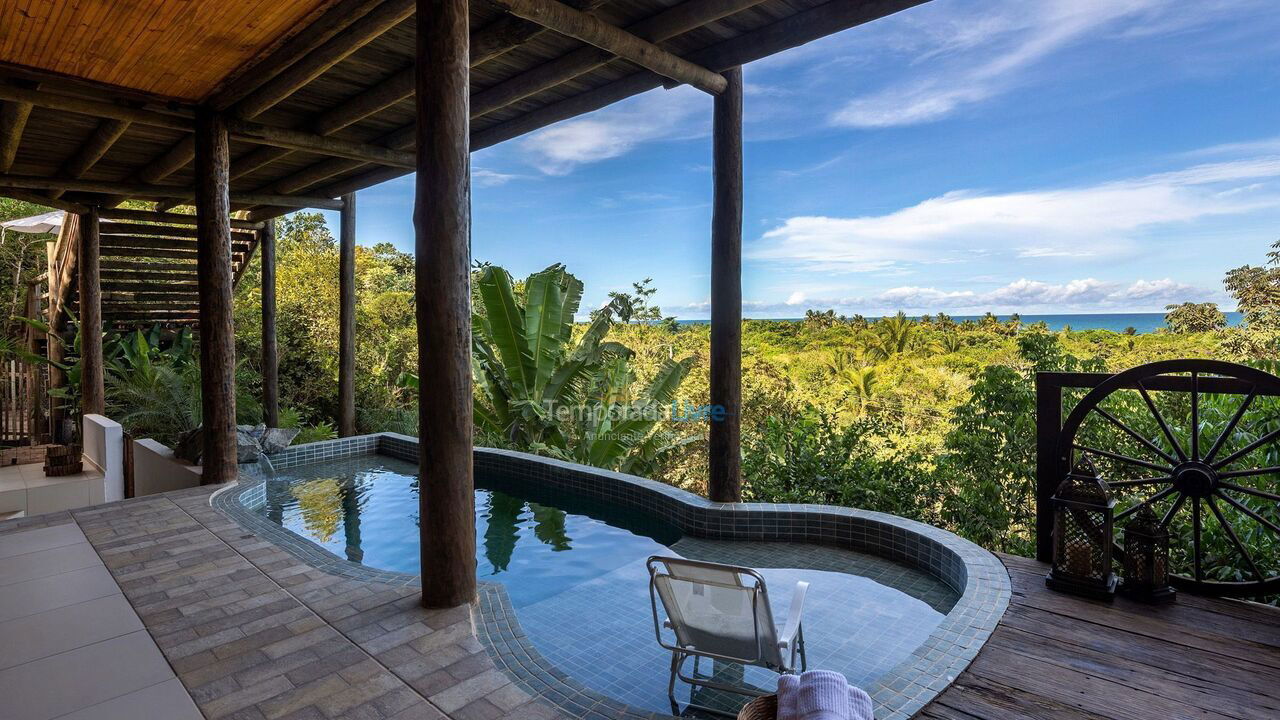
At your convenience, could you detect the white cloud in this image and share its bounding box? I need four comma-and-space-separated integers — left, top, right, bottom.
472, 169, 526, 188
829, 0, 1249, 128
672, 277, 1218, 318
750, 150, 1280, 273
872, 277, 1209, 312
519, 86, 708, 175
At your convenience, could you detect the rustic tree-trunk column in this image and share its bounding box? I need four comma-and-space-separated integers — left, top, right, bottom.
194, 109, 238, 484
260, 220, 279, 428
708, 67, 743, 503
416, 0, 476, 608
338, 192, 357, 437
78, 207, 104, 418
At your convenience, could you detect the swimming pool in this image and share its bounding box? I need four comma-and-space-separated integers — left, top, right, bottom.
235, 453, 969, 715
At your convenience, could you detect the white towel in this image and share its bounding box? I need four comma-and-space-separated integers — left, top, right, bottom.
848, 685, 874, 720
777, 671, 875, 720
796, 671, 848, 720
777, 674, 801, 720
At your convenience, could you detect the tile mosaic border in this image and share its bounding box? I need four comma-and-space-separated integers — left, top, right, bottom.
211, 434, 1010, 720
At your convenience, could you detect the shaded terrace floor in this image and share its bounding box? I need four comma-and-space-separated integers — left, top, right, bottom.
1, 487, 1278, 720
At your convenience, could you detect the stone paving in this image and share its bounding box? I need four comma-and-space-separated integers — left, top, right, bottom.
0, 486, 568, 720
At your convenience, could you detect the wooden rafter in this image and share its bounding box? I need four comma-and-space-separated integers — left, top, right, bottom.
490, 0, 727, 94
135, 0, 416, 187
0, 79, 36, 173
476, 0, 931, 149
226, 0, 609, 190
0, 84, 414, 170
2, 0, 927, 217
0, 188, 87, 214
473, 0, 767, 118
0, 174, 342, 209
245, 0, 930, 217
49, 119, 131, 199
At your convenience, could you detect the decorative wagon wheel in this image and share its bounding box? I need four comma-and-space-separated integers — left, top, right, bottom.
1057, 359, 1280, 596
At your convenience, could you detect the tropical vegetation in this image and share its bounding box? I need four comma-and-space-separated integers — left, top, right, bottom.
5, 200, 1280, 584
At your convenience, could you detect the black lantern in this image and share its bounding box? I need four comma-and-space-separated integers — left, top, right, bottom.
1119, 504, 1175, 603
1046, 458, 1117, 600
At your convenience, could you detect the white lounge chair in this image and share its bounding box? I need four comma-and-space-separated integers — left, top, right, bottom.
647, 555, 808, 715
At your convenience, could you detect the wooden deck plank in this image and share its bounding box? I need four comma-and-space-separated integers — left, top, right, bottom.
917, 554, 1280, 720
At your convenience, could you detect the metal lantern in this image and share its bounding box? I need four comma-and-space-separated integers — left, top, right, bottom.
1120, 504, 1176, 604
1046, 459, 1117, 600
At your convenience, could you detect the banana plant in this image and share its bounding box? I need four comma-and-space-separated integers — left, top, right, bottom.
401, 263, 696, 475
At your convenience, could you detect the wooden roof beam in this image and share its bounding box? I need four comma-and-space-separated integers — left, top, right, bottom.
248, 0, 930, 217
248, 0, 925, 214
0, 174, 343, 210
248, 0, 751, 201
0, 85, 414, 169
227, 0, 609, 186
0, 101, 32, 173
474, 0, 767, 118
212, 0, 392, 109
0, 188, 88, 214
48, 120, 131, 199
234, 0, 417, 120
490, 0, 727, 94
0, 80, 37, 173
475, 0, 932, 148
136, 0, 416, 186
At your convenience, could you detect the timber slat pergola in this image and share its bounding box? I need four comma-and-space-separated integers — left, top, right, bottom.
0, 0, 926, 607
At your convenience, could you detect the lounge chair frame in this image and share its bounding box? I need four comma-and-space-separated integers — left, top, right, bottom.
647, 556, 808, 716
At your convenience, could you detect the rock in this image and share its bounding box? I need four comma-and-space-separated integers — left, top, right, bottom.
170, 424, 295, 465
175, 427, 202, 465
260, 427, 299, 454
236, 429, 264, 464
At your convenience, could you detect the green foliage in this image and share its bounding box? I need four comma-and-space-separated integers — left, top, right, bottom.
742, 407, 941, 525
1164, 302, 1227, 333
1223, 240, 1280, 355
400, 264, 696, 476
234, 213, 417, 422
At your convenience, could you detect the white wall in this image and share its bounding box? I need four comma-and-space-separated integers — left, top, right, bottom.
82, 414, 123, 502
133, 438, 202, 497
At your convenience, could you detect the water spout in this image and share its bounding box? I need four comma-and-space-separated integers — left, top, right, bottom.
256, 452, 277, 477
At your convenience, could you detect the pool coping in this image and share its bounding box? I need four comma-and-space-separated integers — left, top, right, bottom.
211, 433, 1011, 720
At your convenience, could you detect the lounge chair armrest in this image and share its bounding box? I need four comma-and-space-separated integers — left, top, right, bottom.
778, 580, 809, 648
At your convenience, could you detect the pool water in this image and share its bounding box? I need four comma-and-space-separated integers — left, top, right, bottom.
247, 456, 960, 714
253, 456, 679, 607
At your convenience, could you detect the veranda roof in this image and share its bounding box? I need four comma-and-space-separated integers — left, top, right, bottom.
0, 0, 927, 219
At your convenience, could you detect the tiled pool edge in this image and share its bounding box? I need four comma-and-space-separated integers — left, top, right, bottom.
214, 433, 1010, 720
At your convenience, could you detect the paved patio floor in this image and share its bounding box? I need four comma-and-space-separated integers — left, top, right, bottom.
0, 486, 569, 720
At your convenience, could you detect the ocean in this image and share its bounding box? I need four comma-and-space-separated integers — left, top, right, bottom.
677, 312, 1244, 334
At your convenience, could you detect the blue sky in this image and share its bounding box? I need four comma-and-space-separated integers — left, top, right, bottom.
325, 0, 1280, 318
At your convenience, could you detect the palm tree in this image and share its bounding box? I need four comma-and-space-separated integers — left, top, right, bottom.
875, 311, 916, 355
823, 349, 877, 412
934, 332, 965, 354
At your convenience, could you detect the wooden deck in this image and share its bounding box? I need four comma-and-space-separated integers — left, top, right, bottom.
918, 554, 1280, 720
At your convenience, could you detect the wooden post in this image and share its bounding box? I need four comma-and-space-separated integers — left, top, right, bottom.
78, 207, 105, 418
708, 67, 742, 503
338, 192, 357, 437
260, 220, 279, 428
1035, 373, 1063, 562
194, 109, 238, 484
416, 0, 476, 608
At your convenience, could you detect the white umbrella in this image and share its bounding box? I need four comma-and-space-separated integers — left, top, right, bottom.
0, 210, 64, 236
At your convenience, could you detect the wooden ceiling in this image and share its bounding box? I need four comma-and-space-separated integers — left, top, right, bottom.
0, 0, 929, 220
0, 0, 339, 100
